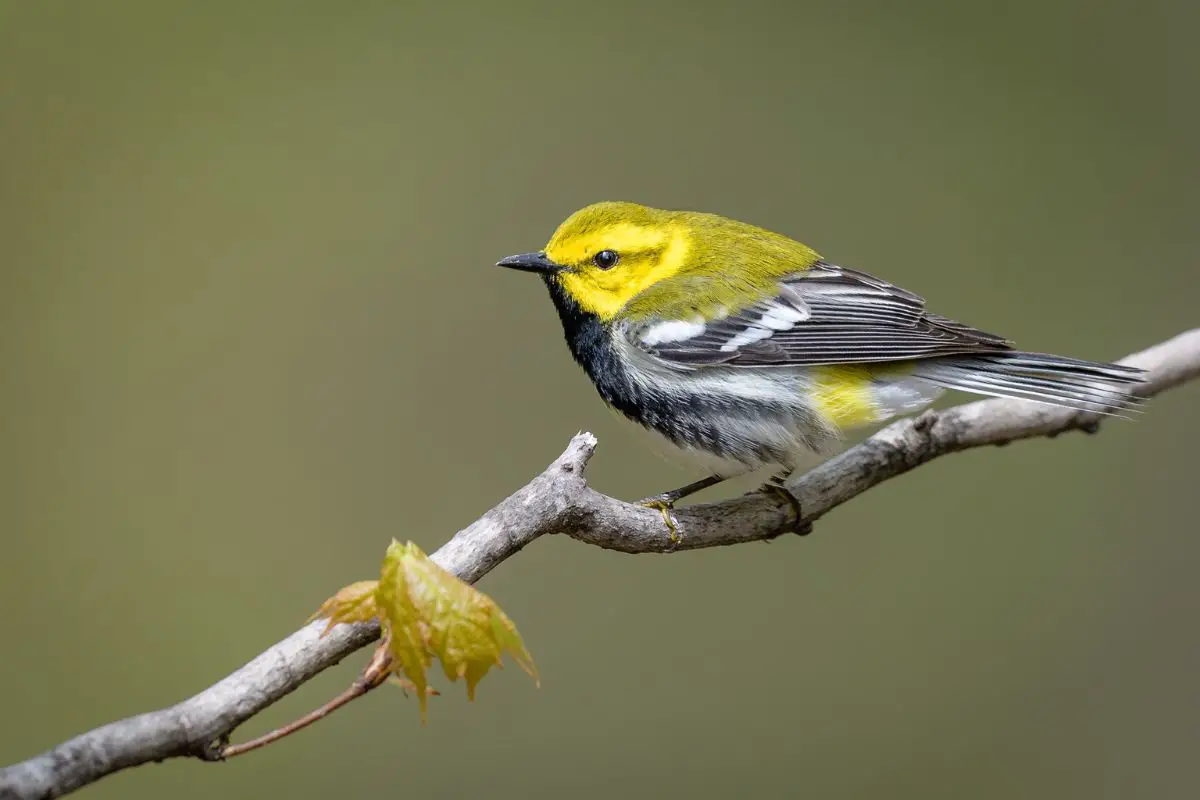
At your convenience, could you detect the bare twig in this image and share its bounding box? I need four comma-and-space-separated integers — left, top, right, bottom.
2, 328, 1198, 800
219, 643, 394, 759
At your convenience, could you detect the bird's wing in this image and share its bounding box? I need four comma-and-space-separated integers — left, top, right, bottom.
627, 262, 1014, 367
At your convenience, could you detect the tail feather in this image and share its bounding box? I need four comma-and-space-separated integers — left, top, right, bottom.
913, 352, 1145, 416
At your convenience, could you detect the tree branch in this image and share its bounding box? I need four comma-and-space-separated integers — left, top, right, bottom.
3, 328, 1198, 800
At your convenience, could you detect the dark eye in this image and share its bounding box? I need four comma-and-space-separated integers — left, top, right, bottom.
592, 249, 620, 269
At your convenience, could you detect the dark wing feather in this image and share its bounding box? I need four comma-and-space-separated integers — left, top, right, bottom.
639, 262, 1014, 367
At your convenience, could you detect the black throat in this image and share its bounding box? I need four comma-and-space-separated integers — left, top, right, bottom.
539, 276, 752, 462
541, 276, 641, 420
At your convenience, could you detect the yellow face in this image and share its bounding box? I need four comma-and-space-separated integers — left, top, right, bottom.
543, 206, 693, 320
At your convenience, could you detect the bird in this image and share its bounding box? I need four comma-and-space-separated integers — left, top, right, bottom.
496, 201, 1144, 534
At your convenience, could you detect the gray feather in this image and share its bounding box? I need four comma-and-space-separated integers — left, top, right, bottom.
633, 260, 1144, 415
913, 353, 1144, 415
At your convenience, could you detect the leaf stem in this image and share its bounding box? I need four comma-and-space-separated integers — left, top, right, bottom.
220, 645, 392, 759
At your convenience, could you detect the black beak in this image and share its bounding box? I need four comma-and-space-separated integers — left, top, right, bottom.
495, 251, 563, 275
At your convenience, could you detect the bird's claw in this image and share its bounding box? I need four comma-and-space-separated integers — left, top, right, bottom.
638, 496, 682, 545
635, 475, 728, 547
756, 476, 811, 537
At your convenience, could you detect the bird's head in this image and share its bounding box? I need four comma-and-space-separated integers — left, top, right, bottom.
496, 201, 820, 321
496, 202, 697, 320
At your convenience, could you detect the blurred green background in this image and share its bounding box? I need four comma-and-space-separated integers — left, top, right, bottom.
2, 1, 1197, 798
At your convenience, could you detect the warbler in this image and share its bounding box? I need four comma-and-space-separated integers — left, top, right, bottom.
497, 202, 1144, 523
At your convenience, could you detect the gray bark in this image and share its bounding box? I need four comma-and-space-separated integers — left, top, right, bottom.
3, 328, 1198, 800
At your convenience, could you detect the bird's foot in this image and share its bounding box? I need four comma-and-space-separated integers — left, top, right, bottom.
753, 472, 812, 537
635, 475, 727, 547
638, 496, 681, 545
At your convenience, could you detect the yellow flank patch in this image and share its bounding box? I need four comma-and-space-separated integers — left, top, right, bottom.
810, 366, 880, 428
554, 225, 692, 319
